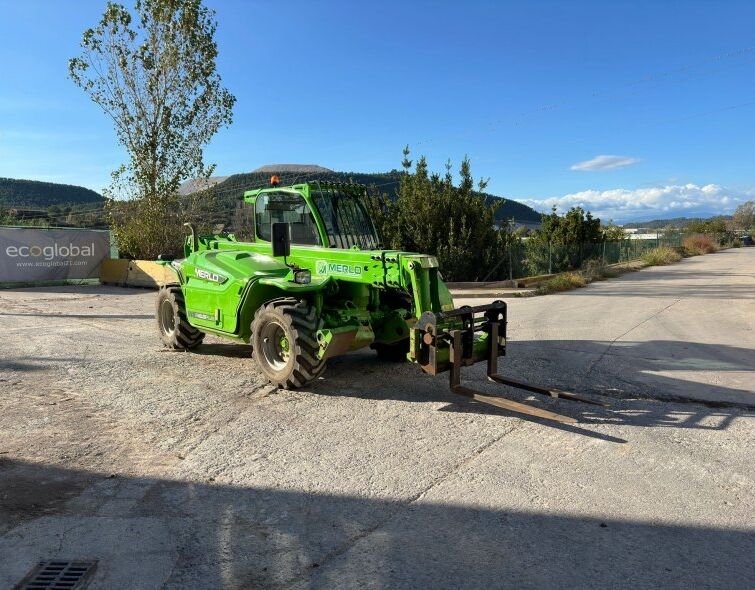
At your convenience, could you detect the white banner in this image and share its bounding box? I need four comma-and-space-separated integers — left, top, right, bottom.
0, 227, 111, 282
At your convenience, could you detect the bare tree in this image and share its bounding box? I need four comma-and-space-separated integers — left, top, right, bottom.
732, 200, 754, 231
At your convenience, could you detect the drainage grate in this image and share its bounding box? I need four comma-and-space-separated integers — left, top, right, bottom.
14, 561, 97, 590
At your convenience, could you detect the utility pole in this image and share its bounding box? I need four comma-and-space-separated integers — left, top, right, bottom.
508, 219, 514, 282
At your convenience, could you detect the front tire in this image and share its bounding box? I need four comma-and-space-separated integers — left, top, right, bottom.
251, 299, 326, 389
156, 285, 205, 350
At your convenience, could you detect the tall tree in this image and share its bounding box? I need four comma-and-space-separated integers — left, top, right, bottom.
69, 0, 235, 258
374, 147, 503, 282
525, 206, 604, 273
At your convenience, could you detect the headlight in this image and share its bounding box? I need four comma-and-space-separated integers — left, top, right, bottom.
293, 269, 311, 284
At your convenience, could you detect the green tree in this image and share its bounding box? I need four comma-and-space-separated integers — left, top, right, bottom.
536, 206, 602, 244
685, 217, 728, 234
69, 0, 235, 258
525, 206, 603, 273
374, 147, 503, 282
601, 222, 626, 242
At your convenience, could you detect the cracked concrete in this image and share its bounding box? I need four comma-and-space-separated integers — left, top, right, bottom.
0, 248, 753, 588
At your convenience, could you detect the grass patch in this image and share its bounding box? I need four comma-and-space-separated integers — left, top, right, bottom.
609, 259, 649, 274
682, 234, 718, 256
582, 258, 620, 282
535, 271, 586, 294
641, 246, 682, 266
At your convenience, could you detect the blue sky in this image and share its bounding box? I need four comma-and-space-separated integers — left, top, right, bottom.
1, 0, 754, 222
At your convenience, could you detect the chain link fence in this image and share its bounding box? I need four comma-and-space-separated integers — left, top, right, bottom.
490, 232, 737, 281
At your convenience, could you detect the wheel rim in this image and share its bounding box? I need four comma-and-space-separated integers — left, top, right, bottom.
260, 320, 290, 371
160, 298, 176, 336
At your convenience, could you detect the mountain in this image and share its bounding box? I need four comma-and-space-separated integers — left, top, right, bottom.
252, 164, 332, 174
177, 176, 229, 196
184, 166, 542, 224
0, 177, 104, 209
622, 215, 732, 229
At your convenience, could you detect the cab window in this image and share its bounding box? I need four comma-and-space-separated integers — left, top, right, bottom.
255, 192, 320, 245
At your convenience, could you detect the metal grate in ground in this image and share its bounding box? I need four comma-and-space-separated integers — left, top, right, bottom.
14, 561, 97, 590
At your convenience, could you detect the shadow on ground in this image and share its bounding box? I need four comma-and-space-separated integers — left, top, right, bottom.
142, 335, 755, 436
0, 312, 153, 319
306, 338, 755, 436
0, 458, 752, 589
0, 285, 149, 296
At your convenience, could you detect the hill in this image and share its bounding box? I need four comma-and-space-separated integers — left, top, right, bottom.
622, 215, 732, 229
0, 177, 104, 209
192, 167, 542, 224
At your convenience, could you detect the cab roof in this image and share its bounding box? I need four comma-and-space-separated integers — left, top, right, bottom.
242, 181, 367, 200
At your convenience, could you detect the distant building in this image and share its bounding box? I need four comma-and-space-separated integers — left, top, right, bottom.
621, 227, 666, 239
628, 232, 663, 240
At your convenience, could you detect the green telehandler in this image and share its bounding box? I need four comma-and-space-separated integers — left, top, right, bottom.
156, 179, 602, 423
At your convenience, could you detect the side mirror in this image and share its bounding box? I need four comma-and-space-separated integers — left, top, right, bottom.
271, 222, 291, 258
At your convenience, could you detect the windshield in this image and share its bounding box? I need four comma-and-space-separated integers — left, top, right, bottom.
311, 185, 381, 250
255, 191, 320, 245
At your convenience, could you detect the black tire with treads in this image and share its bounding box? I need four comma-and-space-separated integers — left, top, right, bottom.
156, 285, 205, 350
251, 298, 326, 389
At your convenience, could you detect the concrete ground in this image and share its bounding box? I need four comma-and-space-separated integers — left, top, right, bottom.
0, 248, 753, 589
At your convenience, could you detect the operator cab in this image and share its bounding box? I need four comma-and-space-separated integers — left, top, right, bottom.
244, 181, 381, 250
255, 191, 319, 245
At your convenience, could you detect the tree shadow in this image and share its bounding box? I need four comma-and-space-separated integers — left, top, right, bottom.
0, 285, 148, 296
0, 360, 51, 373
0, 312, 153, 319
0, 459, 752, 589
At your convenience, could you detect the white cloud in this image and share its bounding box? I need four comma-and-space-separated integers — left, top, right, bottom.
521, 183, 754, 222
570, 155, 641, 171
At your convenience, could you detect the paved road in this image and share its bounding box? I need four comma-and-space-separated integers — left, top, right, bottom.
456, 247, 755, 407
0, 248, 753, 589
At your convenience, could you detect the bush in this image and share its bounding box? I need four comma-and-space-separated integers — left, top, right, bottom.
536, 272, 586, 294
641, 246, 682, 265
582, 258, 618, 281
682, 234, 717, 256
525, 207, 603, 275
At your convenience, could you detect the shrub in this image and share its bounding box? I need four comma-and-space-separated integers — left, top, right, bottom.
641, 246, 682, 265
536, 272, 586, 294
682, 234, 717, 256
582, 258, 619, 281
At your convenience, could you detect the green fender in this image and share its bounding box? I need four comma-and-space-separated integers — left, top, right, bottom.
233, 274, 332, 342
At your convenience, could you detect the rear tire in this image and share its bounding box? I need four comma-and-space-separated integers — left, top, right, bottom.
156, 285, 205, 350
251, 299, 326, 389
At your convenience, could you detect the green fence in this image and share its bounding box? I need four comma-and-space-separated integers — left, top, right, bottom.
490, 232, 733, 281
